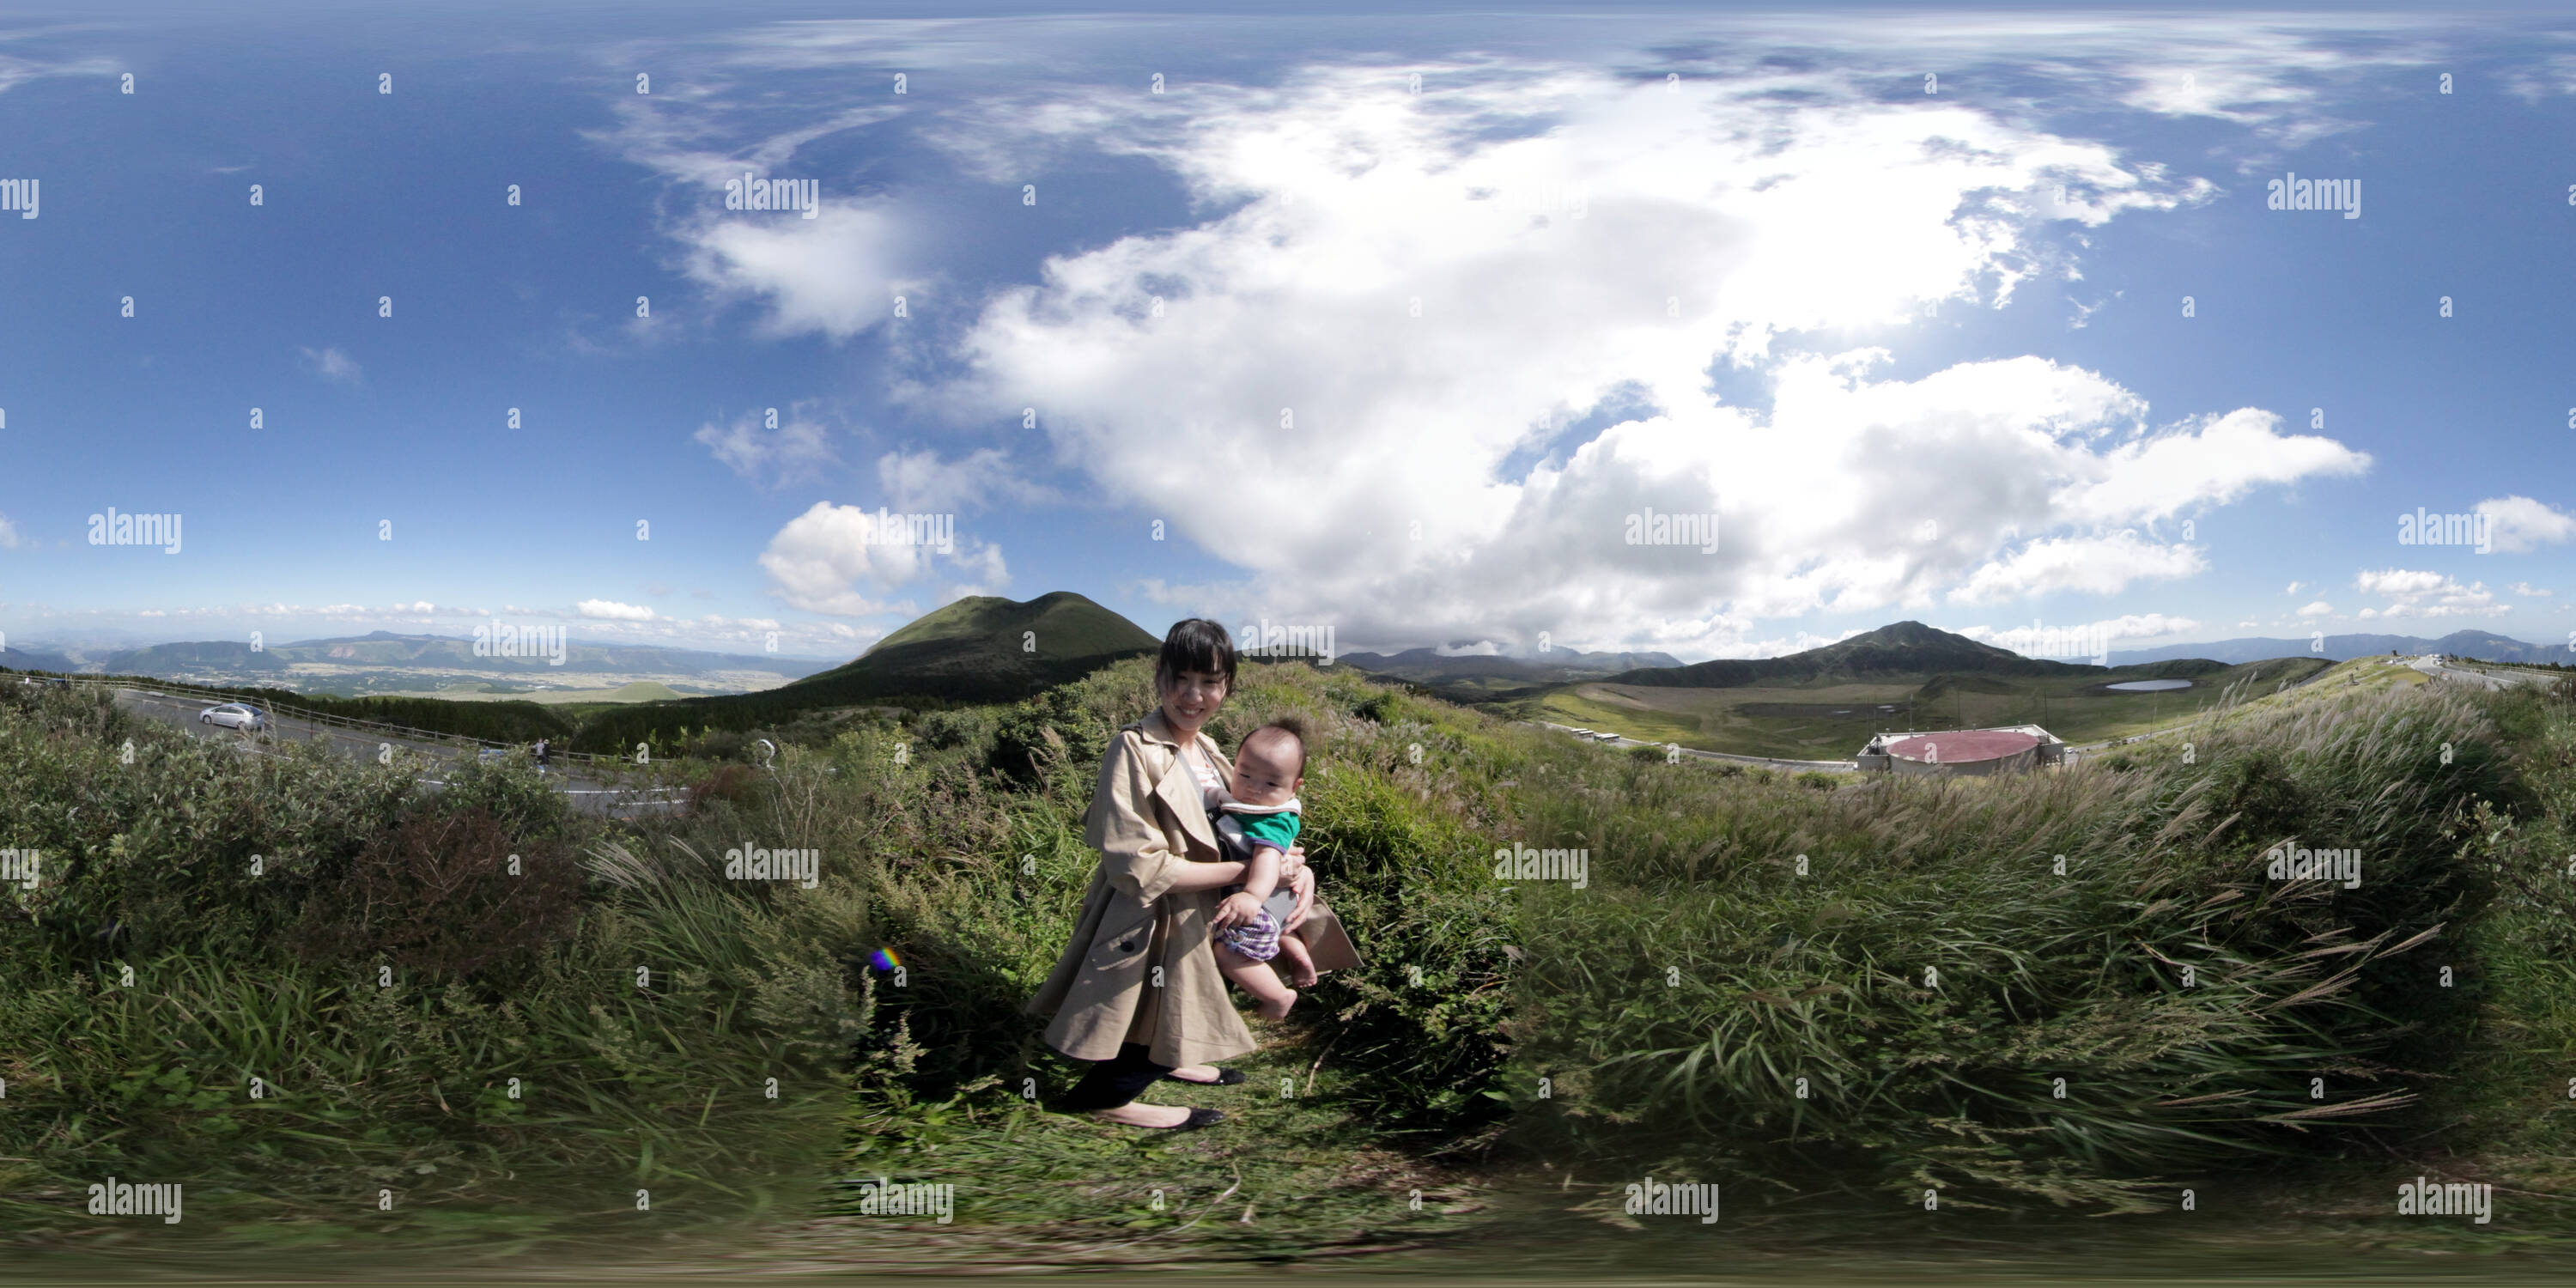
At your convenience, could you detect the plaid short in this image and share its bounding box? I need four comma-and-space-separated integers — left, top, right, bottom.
1216, 908, 1284, 963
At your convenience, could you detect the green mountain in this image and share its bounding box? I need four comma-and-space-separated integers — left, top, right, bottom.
781, 592, 1160, 705
1607, 620, 2107, 689
565, 591, 1160, 754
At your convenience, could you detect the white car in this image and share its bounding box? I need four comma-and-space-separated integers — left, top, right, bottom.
198, 702, 268, 732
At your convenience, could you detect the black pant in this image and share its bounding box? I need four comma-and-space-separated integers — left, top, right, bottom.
1054, 1043, 1172, 1111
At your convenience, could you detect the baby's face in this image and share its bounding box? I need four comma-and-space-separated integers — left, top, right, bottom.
1230, 743, 1302, 807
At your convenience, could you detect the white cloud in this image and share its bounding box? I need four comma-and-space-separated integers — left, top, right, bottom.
1963, 612, 2200, 659
683, 204, 908, 341
920, 64, 2374, 655
755, 500, 1007, 617
876, 447, 1058, 512
2297, 600, 2334, 618
0, 514, 21, 550
2476, 495, 2576, 554
578, 599, 658, 621
300, 345, 362, 384
2510, 581, 2554, 598
2354, 568, 2503, 619
2284, 581, 2304, 595
695, 406, 841, 486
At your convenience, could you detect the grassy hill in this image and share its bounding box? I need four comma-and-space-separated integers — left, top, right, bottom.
1494, 622, 2347, 757
1605, 619, 2103, 689
780, 591, 1158, 705
568, 592, 1159, 754
1538, 655, 2342, 757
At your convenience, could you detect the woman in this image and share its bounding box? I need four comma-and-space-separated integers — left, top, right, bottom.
1025, 618, 1358, 1129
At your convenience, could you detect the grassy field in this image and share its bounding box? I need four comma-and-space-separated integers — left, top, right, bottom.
4, 652, 2573, 1276
1536, 655, 2345, 757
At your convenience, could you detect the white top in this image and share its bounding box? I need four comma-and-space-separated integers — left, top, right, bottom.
1182, 739, 1232, 812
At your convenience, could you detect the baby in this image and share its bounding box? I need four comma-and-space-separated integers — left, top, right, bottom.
1210, 720, 1321, 1018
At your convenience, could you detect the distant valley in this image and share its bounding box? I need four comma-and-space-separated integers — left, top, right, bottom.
0, 631, 836, 701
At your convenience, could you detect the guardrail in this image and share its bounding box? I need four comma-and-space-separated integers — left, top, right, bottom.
24, 673, 623, 768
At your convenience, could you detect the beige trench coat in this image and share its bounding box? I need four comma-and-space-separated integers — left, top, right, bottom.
1027, 708, 1362, 1067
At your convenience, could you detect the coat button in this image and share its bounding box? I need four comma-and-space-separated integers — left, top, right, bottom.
1118, 939, 1139, 953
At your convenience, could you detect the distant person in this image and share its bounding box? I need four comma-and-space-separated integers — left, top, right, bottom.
534, 737, 551, 776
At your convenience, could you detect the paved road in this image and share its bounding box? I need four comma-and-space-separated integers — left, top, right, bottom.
109, 687, 683, 818
2415, 656, 2562, 692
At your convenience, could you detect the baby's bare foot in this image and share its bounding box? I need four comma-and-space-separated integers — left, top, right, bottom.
1285, 963, 1320, 988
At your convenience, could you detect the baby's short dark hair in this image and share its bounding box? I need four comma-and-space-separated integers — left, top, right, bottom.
1242, 715, 1309, 773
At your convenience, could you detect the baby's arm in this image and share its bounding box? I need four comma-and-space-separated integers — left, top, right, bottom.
1237, 844, 1283, 902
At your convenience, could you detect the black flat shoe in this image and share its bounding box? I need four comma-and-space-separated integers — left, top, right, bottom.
1162, 1066, 1248, 1086
1136, 1107, 1226, 1130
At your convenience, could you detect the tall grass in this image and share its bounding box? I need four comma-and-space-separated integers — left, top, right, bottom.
4, 656, 2569, 1251
1500, 678, 2530, 1212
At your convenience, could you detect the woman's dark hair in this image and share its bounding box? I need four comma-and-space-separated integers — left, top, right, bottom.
1156, 618, 1237, 695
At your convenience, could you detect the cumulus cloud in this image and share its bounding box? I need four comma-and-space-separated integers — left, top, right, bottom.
914, 64, 2366, 656
2510, 581, 2554, 597
0, 514, 21, 550
2476, 495, 2576, 554
755, 500, 1008, 617
696, 405, 842, 486
2353, 568, 2502, 620
2297, 600, 2334, 618
577, 599, 658, 621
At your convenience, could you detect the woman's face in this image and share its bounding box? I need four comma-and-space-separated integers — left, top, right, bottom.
1159, 668, 1229, 729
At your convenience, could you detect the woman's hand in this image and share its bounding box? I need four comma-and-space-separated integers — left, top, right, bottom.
1283, 866, 1315, 933
1212, 890, 1262, 932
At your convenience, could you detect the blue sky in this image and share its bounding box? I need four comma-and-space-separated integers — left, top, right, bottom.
1, 2, 2572, 665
